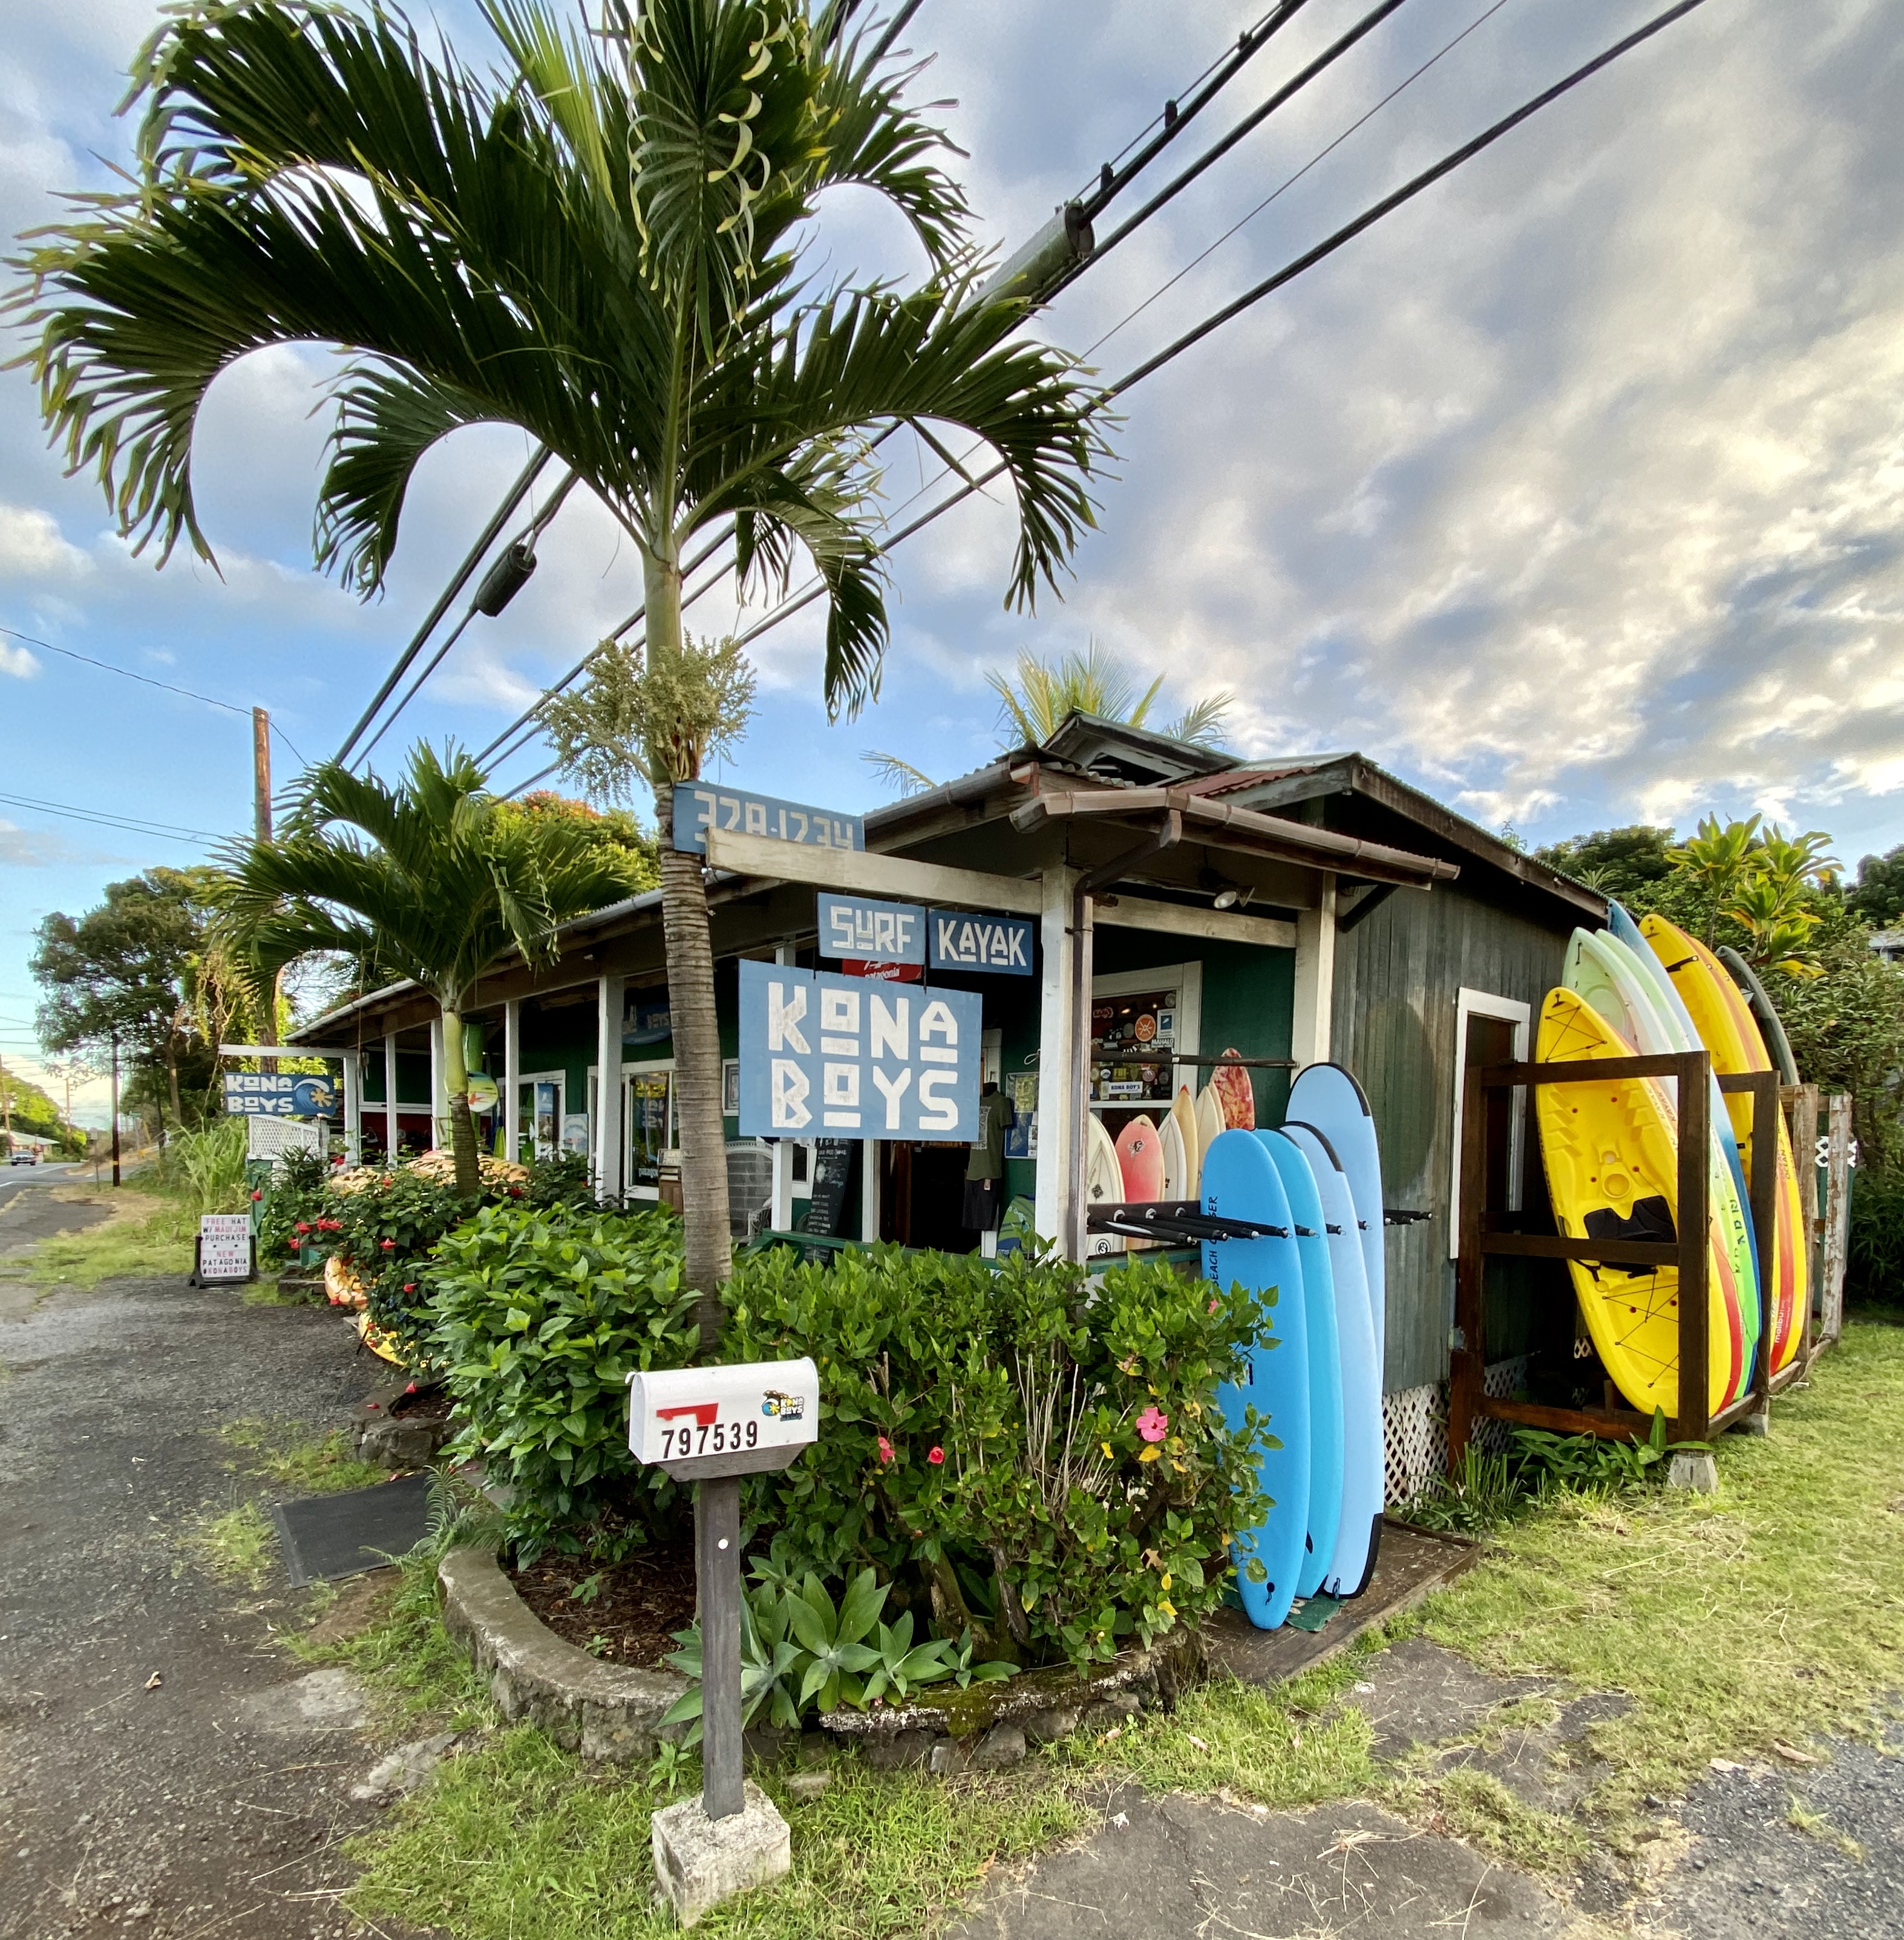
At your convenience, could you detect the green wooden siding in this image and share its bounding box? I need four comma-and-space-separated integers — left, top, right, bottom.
1332, 880, 1573, 1394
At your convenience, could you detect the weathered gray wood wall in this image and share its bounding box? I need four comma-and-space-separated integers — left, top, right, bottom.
1332, 877, 1575, 1394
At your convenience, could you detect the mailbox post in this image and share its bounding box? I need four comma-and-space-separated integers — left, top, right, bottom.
630, 1358, 819, 1924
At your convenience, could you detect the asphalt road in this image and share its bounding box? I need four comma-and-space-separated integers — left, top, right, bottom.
0, 1252, 395, 1940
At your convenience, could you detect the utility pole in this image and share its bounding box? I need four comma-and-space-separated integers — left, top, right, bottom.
1, 1051, 11, 1158
110, 1033, 121, 1188
254, 706, 280, 1076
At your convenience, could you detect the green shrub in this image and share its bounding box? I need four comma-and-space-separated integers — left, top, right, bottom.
431, 1201, 699, 1561
330, 1166, 482, 1360
256, 1147, 332, 1264
154, 1116, 251, 1215
1848, 1161, 1904, 1309
723, 1244, 1269, 1669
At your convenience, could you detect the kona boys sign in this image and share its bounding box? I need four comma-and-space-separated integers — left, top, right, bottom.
736, 959, 981, 1140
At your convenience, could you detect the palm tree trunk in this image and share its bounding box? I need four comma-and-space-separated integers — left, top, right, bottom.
644, 549, 733, 1347
440, 997, 480, 1198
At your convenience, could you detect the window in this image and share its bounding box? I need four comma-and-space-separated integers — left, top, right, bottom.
1449, 988, 1531, 1258
515, 1072, 564, 1161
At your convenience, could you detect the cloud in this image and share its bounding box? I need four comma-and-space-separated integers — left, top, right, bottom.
0, 818, 125, 867
0, 502, 88, 580
0, 639, 38, 679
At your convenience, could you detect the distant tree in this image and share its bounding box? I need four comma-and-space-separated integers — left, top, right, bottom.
1533, 825, 1677, 901
31, 867, 229, 1139
1848, 844, 1904, 929
865, 641, 1232, 795
214, 746, 647, 1197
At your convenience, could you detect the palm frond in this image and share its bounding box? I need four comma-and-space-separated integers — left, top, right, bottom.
861, 750, 937, 796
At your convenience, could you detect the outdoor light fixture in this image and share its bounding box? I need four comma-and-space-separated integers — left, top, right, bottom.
1213, 886, 1254, 911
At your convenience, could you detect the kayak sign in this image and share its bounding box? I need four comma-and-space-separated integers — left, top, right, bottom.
628, 1357, 820, 1480
928, 908, 1034, 976
736, 959, 981, 1140
672, 782, 862, 854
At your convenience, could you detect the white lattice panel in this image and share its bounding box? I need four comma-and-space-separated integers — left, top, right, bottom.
1382, 1383, 1444, 1505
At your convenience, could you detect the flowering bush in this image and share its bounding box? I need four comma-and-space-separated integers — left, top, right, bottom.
722, 1244, 1269, 1669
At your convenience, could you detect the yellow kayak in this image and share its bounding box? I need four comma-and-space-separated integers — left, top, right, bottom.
1638, 915, 1806, 1373
1535, 988, 1743, 1418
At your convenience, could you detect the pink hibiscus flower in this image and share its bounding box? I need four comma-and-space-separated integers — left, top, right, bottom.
1137, 1406, 1169, 1444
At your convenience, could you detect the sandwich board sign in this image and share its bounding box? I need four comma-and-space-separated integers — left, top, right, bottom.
735, 959, 980, 1140
196, 1213, 254, 1284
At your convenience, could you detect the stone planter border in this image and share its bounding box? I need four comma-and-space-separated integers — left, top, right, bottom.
438, 1544, 690, 1762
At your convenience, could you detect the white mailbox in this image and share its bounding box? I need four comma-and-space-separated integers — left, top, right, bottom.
628, 1357, 820, 1481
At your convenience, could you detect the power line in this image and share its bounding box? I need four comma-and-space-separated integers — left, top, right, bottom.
1, 624, 307, 763
333, 446, 552, 766
1083, 0, 1517, 362
0, 789, 227, 845
597, 0, 1715, 674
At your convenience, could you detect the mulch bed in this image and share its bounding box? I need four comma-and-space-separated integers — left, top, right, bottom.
388, 1386, 453, 1424
509, 1538, 699, 1670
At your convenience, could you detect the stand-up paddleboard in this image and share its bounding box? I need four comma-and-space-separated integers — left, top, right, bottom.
1196, 1085, 1226, 1169
1536, 987, 1742, 1415
1085, 1114, 1125, 1257
1171, 1086, 1202, 1197
1259, 1129, 1343, 1601
1718, 945, 1801, 1089
1286, 1065, 1385, 1382
1279, 1122, 1381, 1599
1115, 1115, 1165, 1248
1641, 915, 1806, 1374
1159, 1109, 1188, 1200
1609, 899, 1759, 1269
1565, 929, 1759, 1399
1204, 1129, 1310, 1631
1212, 1052, 1255, 1129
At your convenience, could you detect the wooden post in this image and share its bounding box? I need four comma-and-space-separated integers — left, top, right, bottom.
697, 1475, 744, 1820
1675, 1050, 1710, 1446
1819, 1093, 1854, 1342
1785, 1083, 1820, 1360
1448, 1061, 1488, 1466
1068, 890, 1095, 1261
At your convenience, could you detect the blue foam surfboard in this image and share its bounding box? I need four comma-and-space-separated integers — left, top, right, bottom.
1203, 1129, 1309, 1631
1279, 1121, 1381, 1599
1259, 1129, 1343, 1601
1608, 898, 1759, 1308
1286, 1063, 1386, 1379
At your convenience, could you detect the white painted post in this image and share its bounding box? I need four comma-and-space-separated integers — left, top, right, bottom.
503, 998, 523, 1166
341, 1053, 362, 1165
384, 1036, 400, 1160
430, 1016, 448, 1150
1821, 1092, 1854, 1343
596, 973, 626, 1201
860, 1137, 879, 1244
1291, 872, 1338, 1069
1033, 866, 1078, 1252
771, 944, 795, 1232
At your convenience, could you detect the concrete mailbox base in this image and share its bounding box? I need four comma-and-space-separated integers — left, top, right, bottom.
650, 1781, 791, 1927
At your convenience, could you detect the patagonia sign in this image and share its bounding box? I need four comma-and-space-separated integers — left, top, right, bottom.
736, 959, 980, 1141
928, 909, 1034, 976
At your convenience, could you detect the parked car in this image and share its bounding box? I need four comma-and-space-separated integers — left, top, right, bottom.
9, 1148, 39, 1166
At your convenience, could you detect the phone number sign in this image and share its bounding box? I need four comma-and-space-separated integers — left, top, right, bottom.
628, 1358, 820, 1481
672, 783, 863, 854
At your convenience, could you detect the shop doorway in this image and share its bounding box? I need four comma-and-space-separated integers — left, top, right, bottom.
878, 1141, 971, 1250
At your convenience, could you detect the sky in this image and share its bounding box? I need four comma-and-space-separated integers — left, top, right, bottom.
1, 0, 1900, 1123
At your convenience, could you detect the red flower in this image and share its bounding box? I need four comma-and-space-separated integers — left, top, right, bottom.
380, 1238, 396, 1250
295, 1222, 310, 1234
927, 1446, 944, 1466
877, 1436, 895, 1466
402, 1283, 416, 1294
250, 1189, 262, 1202
509, 1186, 525, 1198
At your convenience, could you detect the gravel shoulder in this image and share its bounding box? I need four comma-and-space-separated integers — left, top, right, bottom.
0, 1266, 397, 1940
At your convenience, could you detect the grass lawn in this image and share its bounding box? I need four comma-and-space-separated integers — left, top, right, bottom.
327, 1314, 1904, 1937
0, 1183, 194, 1289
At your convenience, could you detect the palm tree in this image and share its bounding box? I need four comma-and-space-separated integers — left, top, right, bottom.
14, 0, 1104, 1334
216, 748, 647, 1196
865, 642, 1232, 795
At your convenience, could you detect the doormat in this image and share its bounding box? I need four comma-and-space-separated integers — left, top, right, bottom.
271, 1472, 434, 1586
1287, 1593, 1342, 1633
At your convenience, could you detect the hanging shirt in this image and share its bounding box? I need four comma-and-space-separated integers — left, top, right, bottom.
964, 1088, 1009, 1182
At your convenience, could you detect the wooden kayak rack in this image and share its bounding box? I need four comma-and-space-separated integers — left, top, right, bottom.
1448, 1050, 1823, 1467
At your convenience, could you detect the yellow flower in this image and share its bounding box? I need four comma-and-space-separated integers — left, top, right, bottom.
1101, 1440, 1114, 1460
1137, 1445, 1162, 1463
1157, 1599, 1176, 1620
1159, 1572, 1171, 1592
